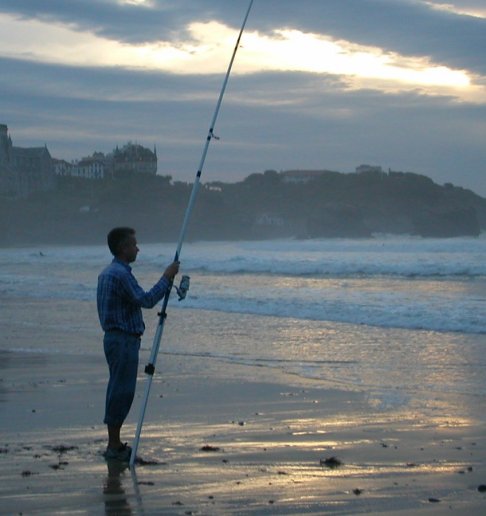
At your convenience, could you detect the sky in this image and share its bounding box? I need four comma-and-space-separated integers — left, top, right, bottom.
1, 0, 485, 196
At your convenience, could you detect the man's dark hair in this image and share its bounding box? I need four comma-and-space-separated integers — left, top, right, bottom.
107, 227, 135, 256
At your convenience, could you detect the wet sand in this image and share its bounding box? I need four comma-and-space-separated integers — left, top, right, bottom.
1, 345, 486, 515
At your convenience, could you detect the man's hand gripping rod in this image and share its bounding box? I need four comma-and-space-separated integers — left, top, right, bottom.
130, 0, 254, 468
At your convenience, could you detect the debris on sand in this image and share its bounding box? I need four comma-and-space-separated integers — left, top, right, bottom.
21, 470, 37, 477
200, 445, 221, 452
320, 456, 342, 469
47, 445, 79, 454
134, 457, 165, 466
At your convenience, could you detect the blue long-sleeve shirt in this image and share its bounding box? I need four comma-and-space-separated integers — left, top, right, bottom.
97, 258, 170, 335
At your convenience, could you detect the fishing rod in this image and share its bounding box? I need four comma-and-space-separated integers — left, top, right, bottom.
130, 0, 255, 468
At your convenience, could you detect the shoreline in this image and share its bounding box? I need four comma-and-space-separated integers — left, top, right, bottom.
1, 349, 486, 514
1, 231, 486, 250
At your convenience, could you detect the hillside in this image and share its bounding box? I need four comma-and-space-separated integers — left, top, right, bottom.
1, 169, 485, 246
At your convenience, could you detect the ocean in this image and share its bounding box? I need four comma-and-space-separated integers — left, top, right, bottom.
1, 236, 485, 412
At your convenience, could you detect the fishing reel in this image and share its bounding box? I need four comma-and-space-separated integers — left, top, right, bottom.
174, 275, 190, 301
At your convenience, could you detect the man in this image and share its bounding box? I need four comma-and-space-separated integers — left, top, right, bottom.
97, 227, 179, 461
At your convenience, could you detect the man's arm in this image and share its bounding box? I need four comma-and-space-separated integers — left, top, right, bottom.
121, 261, 179, 309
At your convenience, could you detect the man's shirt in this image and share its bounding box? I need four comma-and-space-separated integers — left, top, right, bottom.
97, 258, 170, 335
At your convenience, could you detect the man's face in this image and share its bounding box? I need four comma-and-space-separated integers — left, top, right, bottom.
121, 235, 139, 263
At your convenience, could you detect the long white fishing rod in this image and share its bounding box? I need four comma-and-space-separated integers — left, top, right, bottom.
130, 0, 254, 468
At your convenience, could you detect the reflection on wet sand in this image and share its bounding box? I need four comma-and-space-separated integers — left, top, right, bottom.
1, 343, 485, 514
103, 460, 132, 515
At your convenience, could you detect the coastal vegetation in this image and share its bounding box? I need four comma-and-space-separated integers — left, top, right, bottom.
1, 169, 485, 246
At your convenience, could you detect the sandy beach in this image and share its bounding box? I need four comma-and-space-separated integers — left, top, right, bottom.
1, 298, 485, 514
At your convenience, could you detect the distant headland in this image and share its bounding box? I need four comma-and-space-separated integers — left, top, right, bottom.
1, 124, 485, 246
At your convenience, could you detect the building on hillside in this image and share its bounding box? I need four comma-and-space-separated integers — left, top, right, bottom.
53, 142, 157, 180
54, 151, 110, 180
52, 158, 72, 177
255, 213, 285, 227
71, 157, 106, 179
0, 124, 55, 198
0, 125, 18, 197
112, 142, 157, 177
54, 156, 105, 179
281, 170, 330, 184
355, 164, 384, 174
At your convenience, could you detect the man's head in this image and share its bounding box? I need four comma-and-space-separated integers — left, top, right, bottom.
107, 227, 139, 263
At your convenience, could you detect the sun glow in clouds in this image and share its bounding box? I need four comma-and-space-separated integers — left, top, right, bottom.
0, 13, 478, 98
425, 1, 486, 19
237, 28, 471, 89
118, 0, 155, 6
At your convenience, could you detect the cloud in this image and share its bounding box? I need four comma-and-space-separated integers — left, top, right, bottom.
2, 54, 484, 194
0, 11, 483, 104
1, 0, 485, 75
250, 1, 486, 77
0, 1, 485, 196
426, 1, 486, 18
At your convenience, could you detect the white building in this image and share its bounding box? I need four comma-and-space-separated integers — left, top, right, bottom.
71, 158, 105, 179
355, 164, 384, 174
52, 158, 72, 176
